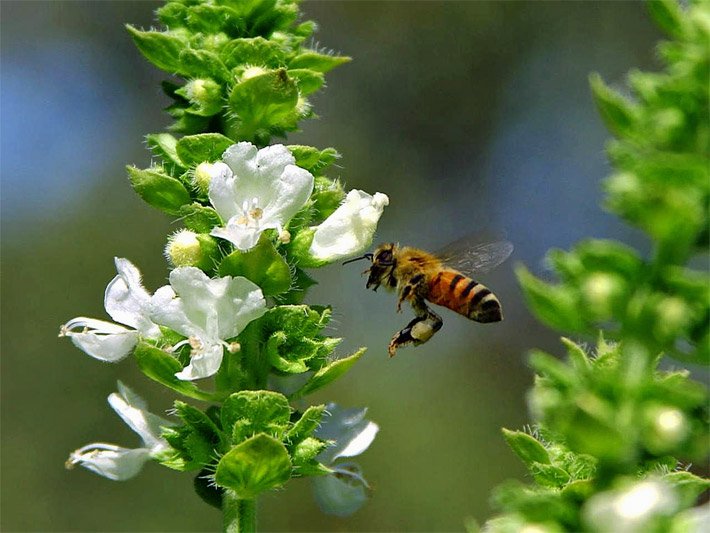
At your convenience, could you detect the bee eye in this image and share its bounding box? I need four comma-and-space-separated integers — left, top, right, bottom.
377, 249, 393, 264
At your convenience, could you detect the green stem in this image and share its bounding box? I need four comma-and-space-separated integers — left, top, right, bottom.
223, 491, 256, 533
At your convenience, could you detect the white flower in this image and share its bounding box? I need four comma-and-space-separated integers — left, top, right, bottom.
66, 381, 172, 481
208, 142, 314, 251
313, 403, 379, 517
582, 478, 679, 533
59, 258, 160, 362
309, 189, 389, 262
149, 267, 267, 381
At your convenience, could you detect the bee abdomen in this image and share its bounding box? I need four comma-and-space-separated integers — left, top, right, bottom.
428, 271, 503, 323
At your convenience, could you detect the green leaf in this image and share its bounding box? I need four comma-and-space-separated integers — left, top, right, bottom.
218, 239, 292, 296
516, 265, 586, 333
288, 52, 351, 73
502, 429, 551, 466
529, 350, 576, 387
133, 342, 216, 402
291, 348, 366, 399
179, 203, 223, 233
285, 405, 326, 447
178, 48, 230, 81
560, 337, 591, 373
530, 463, 571, 488
228, 68, 298, 140
647, 0, 685, 38
290, 437, 328, 466
589, 73, 639, 140
214, 433, 292, 498
221, 390, 291, 443
145, 133, 185, 175
175, 133, 234, 167
287, 145, 340, 173
662, 471, 710, 507
126, 165, 191, 215
220, 37, 287, 69
126, 26, 189, 75
287, 69, 325, 96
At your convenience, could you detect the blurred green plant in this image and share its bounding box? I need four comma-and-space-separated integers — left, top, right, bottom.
481, 1, 709, 531
59, 1, 387, 531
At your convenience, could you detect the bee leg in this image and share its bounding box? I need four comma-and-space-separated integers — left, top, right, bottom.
388, 304, 443, 357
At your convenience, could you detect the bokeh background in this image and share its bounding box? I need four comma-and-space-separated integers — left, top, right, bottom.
1, 1, 664, 531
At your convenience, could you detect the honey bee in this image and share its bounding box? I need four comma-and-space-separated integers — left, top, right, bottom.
345, 236, 513, 356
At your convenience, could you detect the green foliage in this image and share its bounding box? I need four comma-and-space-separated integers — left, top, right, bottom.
156, 389, 331, 498
488, 1, 710, 531
127, 0, 348, 143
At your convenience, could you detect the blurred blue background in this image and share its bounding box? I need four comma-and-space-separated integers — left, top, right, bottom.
1, 1, 661, 531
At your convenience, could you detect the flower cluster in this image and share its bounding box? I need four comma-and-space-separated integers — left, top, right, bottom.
483, 2, 709, 531
60, 0, 386, 527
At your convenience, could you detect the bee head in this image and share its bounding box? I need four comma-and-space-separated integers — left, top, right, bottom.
366, 243, 397, 291
343, 243, 398, 291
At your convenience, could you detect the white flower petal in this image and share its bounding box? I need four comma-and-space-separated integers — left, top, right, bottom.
67, 443, 151, 481
149, 285, 201, 339
61, 317, 138, 362
210, 221, 262, 252
313, 463, 369, 517
208, 142, 314, 251
222, 142, 258, 180
104, 258, 160, 337
261, 164, 314, 228
316, 403, 379, 463
108, 383, 172, 449
207, 162, 239, 222
309, 190, 389, 261
213, 276, 267, 340
174, 342, 224, 381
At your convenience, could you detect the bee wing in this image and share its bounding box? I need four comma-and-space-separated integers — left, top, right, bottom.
435, 235, 513, 276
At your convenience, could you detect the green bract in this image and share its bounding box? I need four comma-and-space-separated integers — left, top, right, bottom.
485, 1, 709, 531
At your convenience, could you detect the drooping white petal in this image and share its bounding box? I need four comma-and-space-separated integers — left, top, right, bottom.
60, 317, 138, 362
316, 403, 379, 464
104, 258, 159, 337
313, 463, 369, 517
210, 222, 262, 253
174, 342, 225, 381
309, 190, 389, 261
108, 382, 172, 449
66, 444, 152, 481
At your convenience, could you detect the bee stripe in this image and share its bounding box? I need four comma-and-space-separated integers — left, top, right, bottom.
470, 288, 492, 308
459, 280, 479, 299
481, 298, 499, 310
432, 272, 443, 287
449, 274, 465, 291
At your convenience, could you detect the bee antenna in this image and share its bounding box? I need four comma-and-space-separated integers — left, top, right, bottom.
342, 253, 373, 266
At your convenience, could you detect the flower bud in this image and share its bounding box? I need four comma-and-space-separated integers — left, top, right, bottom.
582, 272, 625, 320
643, 404, 689, 453
193, 162, 216, 196
164, 230, 219, 271
183, 78, 222, 116
653, 296, 690, 341
241, 65, 267, 81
